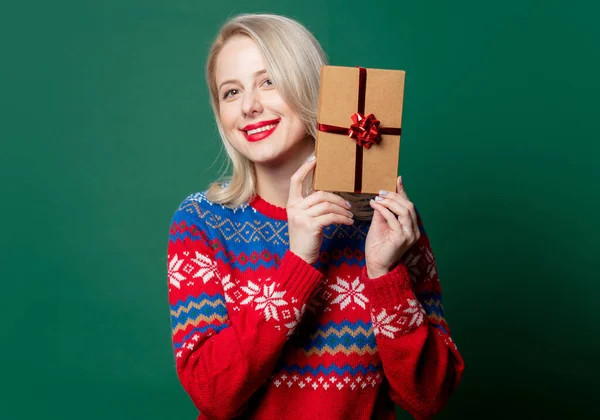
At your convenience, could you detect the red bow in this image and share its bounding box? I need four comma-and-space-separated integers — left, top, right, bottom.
348, 113, 381, 149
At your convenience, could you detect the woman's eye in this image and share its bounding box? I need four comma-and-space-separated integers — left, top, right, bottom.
223, 89, 239, 99
262, 79, 273, 87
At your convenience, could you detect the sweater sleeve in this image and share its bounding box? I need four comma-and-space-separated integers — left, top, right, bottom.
361, 211, 465, 420
167, 199, 324, 419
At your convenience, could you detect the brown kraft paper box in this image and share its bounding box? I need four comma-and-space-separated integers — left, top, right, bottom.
313, 65, 405, 194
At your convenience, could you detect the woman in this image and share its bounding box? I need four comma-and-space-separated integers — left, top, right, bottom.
167, 13, 464, 420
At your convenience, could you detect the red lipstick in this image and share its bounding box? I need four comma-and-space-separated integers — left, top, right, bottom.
241, 118, 280, 143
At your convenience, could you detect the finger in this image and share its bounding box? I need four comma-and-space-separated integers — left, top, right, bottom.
315, 213, 354, 227
288, 156, 317, 205
306, 201, 354, 219
396, 176, 408, 199
373, 197, 416, 237
379, 188, 418, 234
369, 199, 402, 233
377, 192, 417, 232
300, 190, 351, 211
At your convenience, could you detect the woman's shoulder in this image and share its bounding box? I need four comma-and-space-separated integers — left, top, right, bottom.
169, 190, 208, 229
171, 189, 222, 222
170, 185, 254, 228
177, 190, 212, 208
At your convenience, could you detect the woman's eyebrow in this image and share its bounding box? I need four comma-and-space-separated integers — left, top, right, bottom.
218, 69, 268, 91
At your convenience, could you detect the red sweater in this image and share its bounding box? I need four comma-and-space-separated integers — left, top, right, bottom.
167, 192, 464, 419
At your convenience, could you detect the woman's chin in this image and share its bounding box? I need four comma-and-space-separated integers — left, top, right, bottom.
252, 155, 283, 167
250, 150, 293, 167
242, 139, 309, 168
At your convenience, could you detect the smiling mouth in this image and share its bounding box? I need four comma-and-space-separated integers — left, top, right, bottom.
247, 123, 277, 135
241, 121, 280, 142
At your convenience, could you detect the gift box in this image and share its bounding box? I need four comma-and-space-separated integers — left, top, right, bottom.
313, 65, 405, 194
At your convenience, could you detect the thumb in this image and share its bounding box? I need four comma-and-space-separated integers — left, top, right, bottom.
288, 156, 316, 205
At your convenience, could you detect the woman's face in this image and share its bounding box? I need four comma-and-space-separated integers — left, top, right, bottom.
215, 35, 309, 167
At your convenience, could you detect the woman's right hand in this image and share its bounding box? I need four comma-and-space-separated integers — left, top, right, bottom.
287, 156, 355, 265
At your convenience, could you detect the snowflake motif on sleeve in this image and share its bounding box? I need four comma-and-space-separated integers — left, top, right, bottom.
399, 298, 427, 328
168, 254, 186, 289
423, 245, 437, 281
284, 304, 307, 336
220, 274, 235, 303
254, 283, 288, 321
240, 281, 261, 305
240, 280, 289, 322
372, 298, 427, 338
191, 252, 219, 284
329, 277, 369, 310
371, 308, 400, 339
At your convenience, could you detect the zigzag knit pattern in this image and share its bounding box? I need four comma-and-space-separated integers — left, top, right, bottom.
167, 191, 464, 420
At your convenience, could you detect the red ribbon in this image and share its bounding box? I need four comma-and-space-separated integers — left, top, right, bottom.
349, 113, 381, 149
317, 67, 401, 193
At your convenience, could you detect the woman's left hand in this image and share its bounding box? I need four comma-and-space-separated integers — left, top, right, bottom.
365, 176, 421, 279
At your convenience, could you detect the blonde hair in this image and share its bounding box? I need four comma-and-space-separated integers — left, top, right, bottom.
205, 13, 374, 220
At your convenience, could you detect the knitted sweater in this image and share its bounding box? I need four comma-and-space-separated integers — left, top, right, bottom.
167, 191, 464, 420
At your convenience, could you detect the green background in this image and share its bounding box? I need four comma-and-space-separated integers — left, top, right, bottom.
2, 0, 598, 418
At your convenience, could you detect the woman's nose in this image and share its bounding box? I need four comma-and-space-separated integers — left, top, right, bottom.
241, 90, 263, 117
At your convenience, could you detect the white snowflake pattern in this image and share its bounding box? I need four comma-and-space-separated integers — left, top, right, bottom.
424, 246, 437, 281
240, 281, 261, 305
329, 277, 369, 310
221, 274, 235, 303
191, 252, 219, 284
168, 254, 186, 289
254, 283, 288, 321
284, 304, 307, 336
403, 298, 427, 328
371, 308, 400, 339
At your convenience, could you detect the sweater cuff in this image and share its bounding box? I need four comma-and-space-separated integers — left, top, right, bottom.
276, 251, 325, 304
362, 263, 415, 308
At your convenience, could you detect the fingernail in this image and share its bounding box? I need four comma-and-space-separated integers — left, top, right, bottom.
306, 155, 316, 162
345, 200, 352, 208
347, 210, 354, 217
398, 176, 403, 184
375, 196, 384, 201
378, 190, 388, 196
